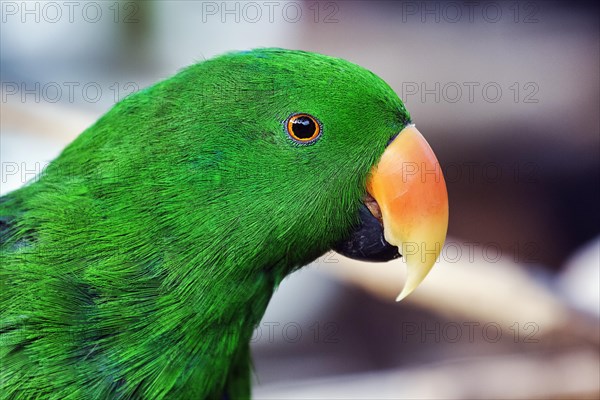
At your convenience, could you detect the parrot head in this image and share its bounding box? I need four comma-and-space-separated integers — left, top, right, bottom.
56, 48, 448, 300
140, 48, 448, 299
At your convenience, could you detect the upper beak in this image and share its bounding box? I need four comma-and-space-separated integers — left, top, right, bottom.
334, 125, 449, 301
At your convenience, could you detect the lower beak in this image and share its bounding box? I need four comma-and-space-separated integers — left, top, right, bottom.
334, 125, 449, 301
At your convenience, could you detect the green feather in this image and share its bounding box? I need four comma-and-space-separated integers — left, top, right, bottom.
1, 48, 410, 399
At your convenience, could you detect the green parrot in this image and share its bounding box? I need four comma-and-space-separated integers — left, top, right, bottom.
0, 48, 448, 399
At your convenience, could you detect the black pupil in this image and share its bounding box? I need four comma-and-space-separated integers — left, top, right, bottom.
291, 116, 316, 139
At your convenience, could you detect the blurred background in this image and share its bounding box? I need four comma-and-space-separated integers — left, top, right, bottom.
1, 0, 599, 398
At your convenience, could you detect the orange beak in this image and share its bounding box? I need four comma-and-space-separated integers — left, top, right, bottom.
367, 125, 449, 300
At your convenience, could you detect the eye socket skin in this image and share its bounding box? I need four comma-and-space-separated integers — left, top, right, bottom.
285, 113, 322, 144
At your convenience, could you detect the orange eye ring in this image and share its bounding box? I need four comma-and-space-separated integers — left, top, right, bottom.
285, 113, 322, 144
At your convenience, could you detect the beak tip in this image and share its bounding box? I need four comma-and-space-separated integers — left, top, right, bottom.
395, 293, 408, 302
395, 267, 423, 302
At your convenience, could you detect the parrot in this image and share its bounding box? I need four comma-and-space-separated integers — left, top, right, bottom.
0, 48, 448, 399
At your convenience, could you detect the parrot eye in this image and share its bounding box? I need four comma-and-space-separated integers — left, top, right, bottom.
286, 113, 322, 144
